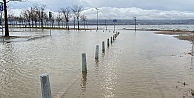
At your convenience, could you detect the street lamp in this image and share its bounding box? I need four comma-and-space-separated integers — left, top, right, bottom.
96, 8, 99, 30
134, 17, 137, 31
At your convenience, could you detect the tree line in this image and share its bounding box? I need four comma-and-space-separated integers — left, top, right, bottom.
7, 4, 87, 30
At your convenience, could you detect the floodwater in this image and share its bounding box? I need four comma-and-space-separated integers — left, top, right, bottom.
0, 28, 194, 98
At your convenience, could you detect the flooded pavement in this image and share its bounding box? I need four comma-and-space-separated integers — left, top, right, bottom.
0, 28, 194, 98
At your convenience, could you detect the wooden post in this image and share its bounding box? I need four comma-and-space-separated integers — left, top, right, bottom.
40, 74, 52, 98
95, 45, 99, 59
107, 39, 109, 47
82, 53, 87, 72
102, 41, 105, 53
111, 37, 112, 44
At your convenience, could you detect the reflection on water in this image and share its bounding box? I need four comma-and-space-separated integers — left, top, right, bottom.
81, 72, 87, 92
101, 61, 117, 98
0, 28, 194, 98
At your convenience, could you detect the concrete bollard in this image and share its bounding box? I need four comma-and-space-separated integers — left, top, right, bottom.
95, 45, 99, 60
40, 74, 52, 98
102, 41, 105, 53
82, 53, 87, 72
107, 39, 109, 47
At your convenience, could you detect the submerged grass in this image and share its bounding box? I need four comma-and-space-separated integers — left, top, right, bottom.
155, 30, 194, 43
9, 26, 92, 30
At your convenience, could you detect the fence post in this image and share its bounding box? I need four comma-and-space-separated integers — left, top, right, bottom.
40, 74, 52, 98
95, 45, 99, 59
82, 53, 87, 72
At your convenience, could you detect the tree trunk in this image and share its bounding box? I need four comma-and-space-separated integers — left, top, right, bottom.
4, 0, 9, 37
28, 20, 30, 27
31, 20, 34, 27
67, 22, 69, 30
58, 22, 60, 28
41, 19, 43, 28
84, 21, 85, 29
74, 17, 75, 29
66, 22, 68, 29
35, 21, 37, 27
78, 20, 79, 30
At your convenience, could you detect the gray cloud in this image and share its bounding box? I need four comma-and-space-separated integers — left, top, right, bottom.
82, 7, 194, 20
3, 0, 194, 20
5, 0, 194, 11
81, 0, 194, 11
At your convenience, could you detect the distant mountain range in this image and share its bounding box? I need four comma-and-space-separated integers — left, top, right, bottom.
79, 19, 194, 25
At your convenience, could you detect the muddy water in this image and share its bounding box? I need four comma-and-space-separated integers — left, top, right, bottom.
0, 28, 193, 98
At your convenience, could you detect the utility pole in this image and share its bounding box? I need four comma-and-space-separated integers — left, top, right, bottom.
96, 8, 99, 30
3, 0, 9, 37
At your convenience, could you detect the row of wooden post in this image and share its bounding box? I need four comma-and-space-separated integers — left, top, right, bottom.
82, 32, 120, 73
39, 31, 119, 98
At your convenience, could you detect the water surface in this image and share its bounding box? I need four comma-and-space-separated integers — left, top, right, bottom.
0, 28, 193, 98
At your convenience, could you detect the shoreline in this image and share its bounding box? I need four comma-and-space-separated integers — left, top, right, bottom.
1, 27, 194, 43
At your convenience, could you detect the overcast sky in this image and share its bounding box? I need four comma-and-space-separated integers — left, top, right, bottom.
2, 0, 194, 20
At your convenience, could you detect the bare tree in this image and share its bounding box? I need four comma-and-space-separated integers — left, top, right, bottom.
21, 9, 31, 27
21, 4, 47, 28
56, 11, 62, 28
8, 10, 14, 26
32, 4, 40, 27
51, 15, 55, 27
81, 14, 87, 29
60, 7, 71, 30
42, 12, 48, 27
18, 15, 25, 27
30, 7, 36, 27
29, 4, 47, 28
40, 4, 46, 28
13, 15, 24, 27
71, 5, 83, 30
